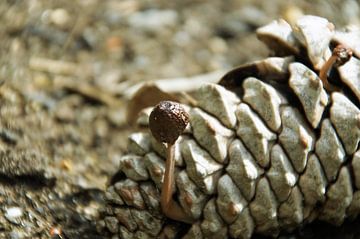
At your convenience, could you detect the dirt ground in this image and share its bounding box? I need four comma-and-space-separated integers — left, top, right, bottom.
0, 0, 360, 238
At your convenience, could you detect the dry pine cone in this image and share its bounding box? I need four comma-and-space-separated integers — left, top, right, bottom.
99, 15, 360, 238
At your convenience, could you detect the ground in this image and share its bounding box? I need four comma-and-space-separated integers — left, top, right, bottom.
0, 0, 359, 238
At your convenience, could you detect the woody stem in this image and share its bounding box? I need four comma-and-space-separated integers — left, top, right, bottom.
161, 143, 193, 223
319, 54, 337, 91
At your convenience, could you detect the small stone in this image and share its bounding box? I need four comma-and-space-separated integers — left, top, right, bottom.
5, 207, 23, 224
282, 5, 304, 26
236, 103, 277, 168
289, 63, 328, 128
50, 8, 71, 28
194, 83, 240, 128
238, 6, 270, 27
9, 231, 24, 239
190, 108, 234, 163
209, 37, 228, 54
128, 9, 178, 32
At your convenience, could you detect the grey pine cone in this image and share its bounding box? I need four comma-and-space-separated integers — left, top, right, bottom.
99, 15, 360, 239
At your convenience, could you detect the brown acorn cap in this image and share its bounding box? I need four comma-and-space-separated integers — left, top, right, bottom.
149, 101, 189, 145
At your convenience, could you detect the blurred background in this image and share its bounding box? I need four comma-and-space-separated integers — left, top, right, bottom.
0, 0, 359, 238
2, 0, 360, 88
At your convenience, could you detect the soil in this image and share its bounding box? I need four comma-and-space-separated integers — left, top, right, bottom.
0, 0, 359, 238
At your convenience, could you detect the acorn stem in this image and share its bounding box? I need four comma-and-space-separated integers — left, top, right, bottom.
161, 143, 193, 223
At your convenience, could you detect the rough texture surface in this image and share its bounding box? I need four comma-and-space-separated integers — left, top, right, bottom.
149, 101, 189, 145
100, 15, 360, 239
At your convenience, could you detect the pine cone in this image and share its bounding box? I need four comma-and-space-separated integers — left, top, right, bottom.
99, 15, 360, 238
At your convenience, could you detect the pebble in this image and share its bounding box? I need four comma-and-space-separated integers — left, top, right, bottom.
9, 230, 24, 239
209, 37, 228, 54
50, 8, 71, 28
5, 207, 23, 224
128, 9, 178, 32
